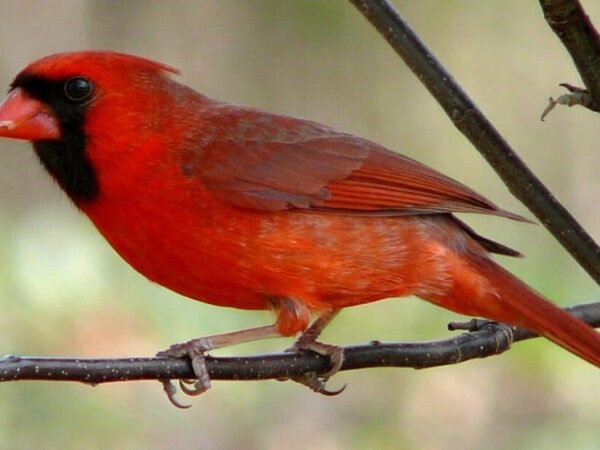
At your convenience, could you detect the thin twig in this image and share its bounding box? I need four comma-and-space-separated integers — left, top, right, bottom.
347, 0, 600, 286
541, 83, 597, 120
540, 0, 600, 110
1, 302, 599, 385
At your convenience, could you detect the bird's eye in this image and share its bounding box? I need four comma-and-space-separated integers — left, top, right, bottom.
64, 77, 93, 102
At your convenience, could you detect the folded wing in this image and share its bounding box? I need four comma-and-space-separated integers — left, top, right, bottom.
186, 106, 524, 223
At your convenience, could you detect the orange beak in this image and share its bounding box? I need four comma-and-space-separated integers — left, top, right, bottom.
0, 88, 60, 141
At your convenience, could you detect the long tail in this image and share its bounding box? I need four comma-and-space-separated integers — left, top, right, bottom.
430, 254, 600, 368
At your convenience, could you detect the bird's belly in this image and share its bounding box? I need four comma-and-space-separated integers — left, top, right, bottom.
84, 196, 444, 312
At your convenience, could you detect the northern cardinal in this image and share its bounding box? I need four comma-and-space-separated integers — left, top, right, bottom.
0, 51, 599, 406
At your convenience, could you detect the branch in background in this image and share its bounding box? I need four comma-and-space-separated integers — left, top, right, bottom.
541, 83, 597, 120
348, 0, 600, 286
1, 302, 599, 385
540, 0, 600, 113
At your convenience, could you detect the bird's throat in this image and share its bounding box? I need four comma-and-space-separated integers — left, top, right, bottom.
34, 137, 99, 205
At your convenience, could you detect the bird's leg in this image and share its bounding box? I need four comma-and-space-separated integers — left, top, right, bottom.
287, 309, 346, 396
157, 324, 281, 408
292, 309, 343, 376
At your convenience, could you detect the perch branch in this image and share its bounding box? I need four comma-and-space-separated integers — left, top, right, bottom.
348, 0, 600, 285
1, 302, 599, 385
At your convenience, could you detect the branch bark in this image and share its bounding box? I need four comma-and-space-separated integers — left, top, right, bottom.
1, 302, 599, 385
540, 0, 600, 109
348, 0, 600, 286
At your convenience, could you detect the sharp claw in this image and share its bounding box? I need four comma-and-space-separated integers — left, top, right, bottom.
287, 342, 346, 396
156, 340, 213, 407
161, 380, 192, 409
179, 378, 209, 396
155, 325, 280, 407
291, 372, 347, 396
320, 383, 347, 397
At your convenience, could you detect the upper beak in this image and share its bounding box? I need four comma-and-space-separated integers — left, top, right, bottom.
0, 88, 60, 141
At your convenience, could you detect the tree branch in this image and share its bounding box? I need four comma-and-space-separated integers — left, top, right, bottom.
540, 0, 600, 110
348, 0, 600, 286
1, 302, 599, 385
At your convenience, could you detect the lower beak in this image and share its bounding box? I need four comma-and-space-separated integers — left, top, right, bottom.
0, 88, 60, 141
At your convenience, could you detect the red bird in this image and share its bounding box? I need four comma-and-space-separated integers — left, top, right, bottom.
0, 51, 599, 406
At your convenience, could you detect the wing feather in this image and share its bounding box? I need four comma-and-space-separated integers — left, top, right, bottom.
185, 105, 525, 221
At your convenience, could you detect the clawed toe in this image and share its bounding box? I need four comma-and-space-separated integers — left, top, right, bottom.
318, 345, 344, 379
292, 372, 347, 396
161, 379, 192, 409
156, 338, 212, 407
179, 378, 210, 396
154, 317, 347, 405
286, 338, 346, 395
280, 310, 347, 395
155, 325, 282, 407
289, 339, 345, 379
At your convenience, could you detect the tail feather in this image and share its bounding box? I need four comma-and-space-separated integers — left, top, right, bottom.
470, 257, 600, 368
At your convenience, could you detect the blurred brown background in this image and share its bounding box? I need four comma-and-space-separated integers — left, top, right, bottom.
0, 1, 599, 449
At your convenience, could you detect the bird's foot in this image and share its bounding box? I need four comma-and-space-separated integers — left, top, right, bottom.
156, 338, 213, 409
156, 324, 280, 408
286, 338, 346, 396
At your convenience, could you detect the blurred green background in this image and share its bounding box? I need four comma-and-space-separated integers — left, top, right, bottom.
0, 1, 599, 449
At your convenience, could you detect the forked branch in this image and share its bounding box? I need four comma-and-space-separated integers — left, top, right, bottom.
348, 0, 600, 286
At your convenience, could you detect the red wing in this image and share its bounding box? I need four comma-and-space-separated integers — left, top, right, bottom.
186, 106, 522, 220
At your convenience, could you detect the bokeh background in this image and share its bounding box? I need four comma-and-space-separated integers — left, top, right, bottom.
0, 1, 599, 449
